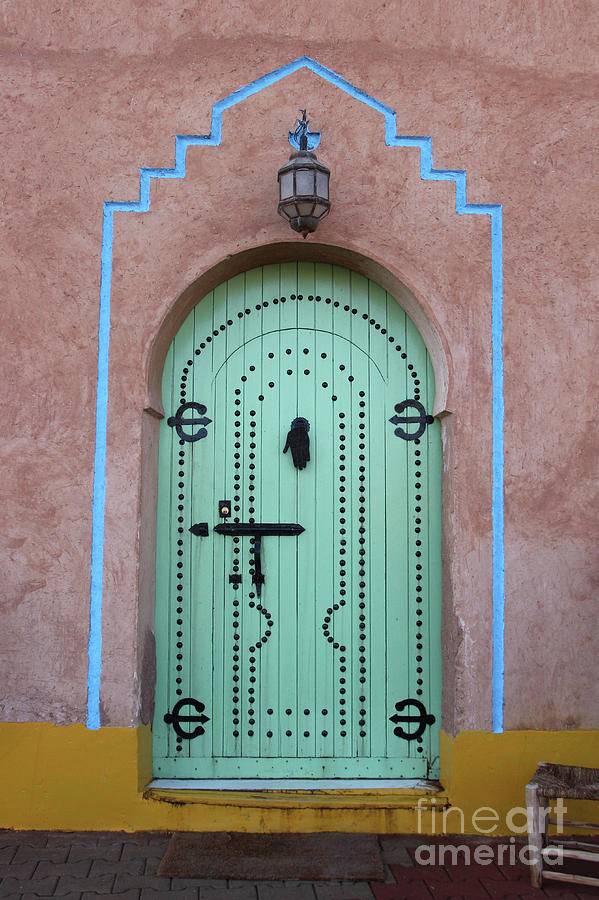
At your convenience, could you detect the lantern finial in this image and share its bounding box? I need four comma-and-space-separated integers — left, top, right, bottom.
288, 110, 321, 152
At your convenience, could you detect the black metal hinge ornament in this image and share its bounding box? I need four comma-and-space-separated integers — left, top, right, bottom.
283, 417, 310, 469
389, 698, 435, 741
389, 400, 434, 441
167, 402, 212, 442
164, 697, 210, 740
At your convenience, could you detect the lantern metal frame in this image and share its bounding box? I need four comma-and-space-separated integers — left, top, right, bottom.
277, 112, 330, 238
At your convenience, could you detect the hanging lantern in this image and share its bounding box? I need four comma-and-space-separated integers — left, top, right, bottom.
277, 111, 330, 238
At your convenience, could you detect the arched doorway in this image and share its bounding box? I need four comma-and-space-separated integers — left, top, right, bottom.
152, 262, 441, 779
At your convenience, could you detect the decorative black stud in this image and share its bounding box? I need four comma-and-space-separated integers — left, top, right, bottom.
164, 697, 210, 740
389, 698, 435, 741
167, 402, 212, 442
389, 400, 433, 441
283, 417, 310, 469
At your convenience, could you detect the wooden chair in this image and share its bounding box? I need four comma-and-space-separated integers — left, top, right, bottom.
526, 761, 599, 889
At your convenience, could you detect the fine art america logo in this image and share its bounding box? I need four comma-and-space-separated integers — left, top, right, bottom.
415, 799, 567, 866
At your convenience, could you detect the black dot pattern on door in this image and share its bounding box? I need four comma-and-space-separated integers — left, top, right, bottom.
231, 387, 242, 737
357, 389, 368, 739
232, 373, 280, 740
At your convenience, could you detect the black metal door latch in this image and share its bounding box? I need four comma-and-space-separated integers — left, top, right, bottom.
214, 522, 304, 597
214, 523, 305, 537
252, 536, 264, 595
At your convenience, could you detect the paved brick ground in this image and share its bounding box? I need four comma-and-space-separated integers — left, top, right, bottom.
0, 832, 597, 899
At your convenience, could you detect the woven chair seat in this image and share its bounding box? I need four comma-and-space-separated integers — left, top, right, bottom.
529, 762, 599, 800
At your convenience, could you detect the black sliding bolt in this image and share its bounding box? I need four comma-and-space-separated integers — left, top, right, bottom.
215, 522, 304, 597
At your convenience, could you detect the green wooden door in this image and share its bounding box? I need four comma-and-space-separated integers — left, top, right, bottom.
153, 263, 441, 779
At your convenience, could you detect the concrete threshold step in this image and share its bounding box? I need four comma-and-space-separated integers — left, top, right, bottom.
144, 778, 449, 809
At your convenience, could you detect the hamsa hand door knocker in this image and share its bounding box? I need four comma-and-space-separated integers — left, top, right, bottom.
283, 417, 310, 469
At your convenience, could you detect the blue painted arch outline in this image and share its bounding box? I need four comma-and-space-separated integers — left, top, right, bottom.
89, 55, 504, 733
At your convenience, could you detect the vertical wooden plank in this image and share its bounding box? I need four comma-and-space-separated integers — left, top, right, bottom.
297, 261, 316, 330
332, 265, 351, 343
295, 280, 317, 760
192, 280, 220, 761
330, 268, 354, 763
211, 361, 229, 760
220, 279, 240, 762
226, 272, 247, 763
201, 290, 223, 762
384, 297, 410, 765
261, 263, 281, 341
348, 271, 371, 367
210, 282, 229, 376
312, 265, 335, 762
193, 287, 216, 354
347, 271, 373, 762
336, 349, 356, 764
243, 267, 264, 348
170, 310, 196, 764
245, 334, 266, 761
277, 262, 299, 759
219, 275, 245, 763
225, 273, 246, 362
258, 327, 283, 758
359, 368, 382, 765
188, 298, 217, 765
241, 271, 258, 762
243, 279, 266, 768
314, 263, 334, 328
312, 330, 335, 760
203, 285, 227, 761
257, 264, 281, 760
352, 275, 389, 757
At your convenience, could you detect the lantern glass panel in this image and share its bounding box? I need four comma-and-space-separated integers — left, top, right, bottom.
313, 202, 328, 218
295, 168, 315, 196
296, 201, 314, 217
316, 171, 329, 199
279, 171, 294, 199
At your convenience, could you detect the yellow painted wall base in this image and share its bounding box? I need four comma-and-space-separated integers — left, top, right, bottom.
1, 723, 597, 833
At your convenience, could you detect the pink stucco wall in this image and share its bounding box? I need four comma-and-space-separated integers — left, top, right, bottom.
1, 1, 597, 732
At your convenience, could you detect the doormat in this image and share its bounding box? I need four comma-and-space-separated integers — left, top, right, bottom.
157, 831, 385, 881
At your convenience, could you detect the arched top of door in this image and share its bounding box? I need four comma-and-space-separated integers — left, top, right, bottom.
145, 243, 452, 419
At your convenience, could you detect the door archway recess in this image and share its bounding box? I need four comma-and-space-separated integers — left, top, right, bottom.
88, 55, 504, 735
153, 263, 442, 780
